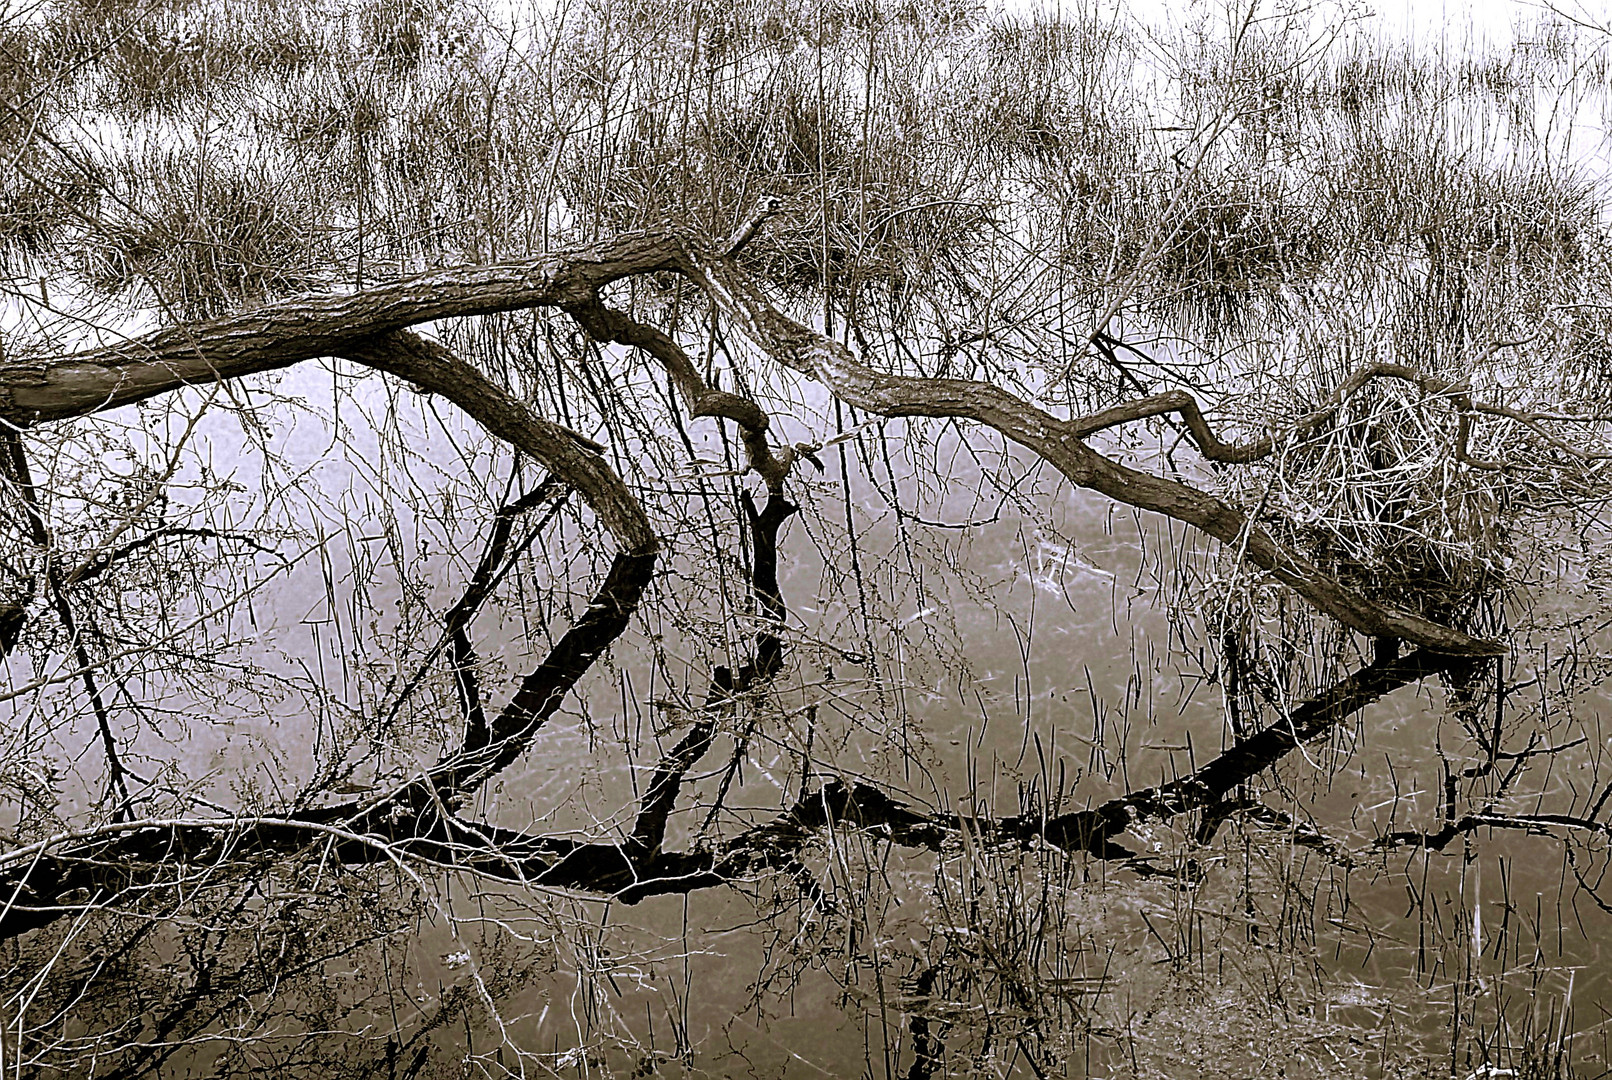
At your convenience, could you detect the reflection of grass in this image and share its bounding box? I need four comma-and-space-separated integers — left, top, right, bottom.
819, 807, 1585, 1079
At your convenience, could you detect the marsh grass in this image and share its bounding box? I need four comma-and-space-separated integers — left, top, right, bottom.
48, 0, 330, 117
86, 145, 327, 317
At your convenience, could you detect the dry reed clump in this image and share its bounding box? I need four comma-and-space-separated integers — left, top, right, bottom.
1150, 175, 1334, 338
268, 67, 391, 162
1438, 166, 1594, 266
1296, 67, 1598, 276
48, 0, 331, 117
0, 26, 99, 271
1555, 310, 1612, 405
355, 0, 458, 71
382, 64, 574, 263
0, 155, 102, 274
0, 23, 53, 143
85, 148, 325, 319
706, 73, 850, 180
971, 13, 1129, 164
528, 2, 1007, 307
1220, 374, 1512, 626
1095, 16, 1603, 340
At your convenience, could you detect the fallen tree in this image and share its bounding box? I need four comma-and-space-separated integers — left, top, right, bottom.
0, 210, 1541, 945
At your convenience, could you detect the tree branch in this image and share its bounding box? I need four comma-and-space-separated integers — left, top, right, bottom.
0, 233, 685, 425
443, 479, 566, 754
680, 244, 1503, 656
563, 295, 794, 491
1, 228, 1511, 653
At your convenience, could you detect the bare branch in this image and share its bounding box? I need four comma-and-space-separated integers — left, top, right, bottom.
723, 196, 784, 258
442, 479, 566, 753
0, 232, 685, 425
682, 244, 1503, 655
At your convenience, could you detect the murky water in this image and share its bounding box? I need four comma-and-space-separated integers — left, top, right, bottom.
9, 347, 1612, 1075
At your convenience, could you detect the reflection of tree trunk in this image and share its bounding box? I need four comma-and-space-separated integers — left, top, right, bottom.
707, 644, 1464, 876
0, 633, 1465, 940
0, 223, 1499, 942
903, 965, 944, 1080
630, 491, 796, 856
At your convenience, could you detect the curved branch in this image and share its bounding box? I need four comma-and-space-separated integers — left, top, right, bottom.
563, 295, 793, 491
331, 332, 657, 797
0, 232, 685, 425
680, 245, 1502, 656
340, 331, 653, 549
1374, 811, 1611, 853
1075, 360, 1612, 471
1069, 366, 1479, 462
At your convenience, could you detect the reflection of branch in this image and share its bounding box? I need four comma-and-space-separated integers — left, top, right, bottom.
631, 492, 797, 854
332, 331, 657, 801
0, 612, 1474, 940
569, 276, 801, 851
1, 429, 131, 815
904, 965, 945, 1080
445, 479, 565, 753
1374, 811, 1609, 853
62, 528, 284, 586
695, 491, 794, 837
1123, 648, 1467, 822
0, 601, 23, 657
427, 545, 656, 799
716, 647, 1464, 872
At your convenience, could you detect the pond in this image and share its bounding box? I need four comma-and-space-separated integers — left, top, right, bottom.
11, 355, 1602, 1077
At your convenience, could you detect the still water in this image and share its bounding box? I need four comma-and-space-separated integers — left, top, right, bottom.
10, 358, 1611, 1077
